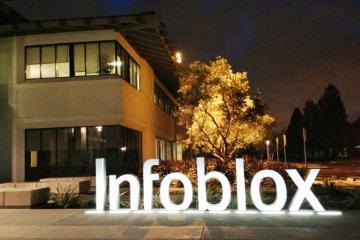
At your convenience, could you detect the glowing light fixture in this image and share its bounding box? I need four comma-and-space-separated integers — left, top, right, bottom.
289, 211, 314, 215
261, 211, 285, 215
120, 146, 127, 152
175, 51, 182, 64
109, 61, 122, 67
317, 211, 342, 216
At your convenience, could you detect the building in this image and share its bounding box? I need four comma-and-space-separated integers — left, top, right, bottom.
0, 6, 181, 182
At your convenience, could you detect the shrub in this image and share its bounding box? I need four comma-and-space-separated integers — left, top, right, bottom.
152, 193, 163, 208
345, 188, 360, 209
317, 179, 344, 196
50, 185, 79, 208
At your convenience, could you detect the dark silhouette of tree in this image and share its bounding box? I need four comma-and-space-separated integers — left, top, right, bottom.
349, 117, 360, 156
287, 107, 303, 160
303, 100, 321, 160
318, 84, 348, 158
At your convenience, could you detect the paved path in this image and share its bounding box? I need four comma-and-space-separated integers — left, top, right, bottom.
0, 209, 359, 239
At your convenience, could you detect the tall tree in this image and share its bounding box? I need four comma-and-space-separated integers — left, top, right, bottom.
303, 100, 321, 159
287, 107, 303, 159
318, 84, 348, 158
177, 57, 274, 162
348, 117, 360, 156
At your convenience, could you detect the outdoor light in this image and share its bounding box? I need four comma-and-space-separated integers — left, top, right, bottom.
265, 140, 270, 161
175, 51, 182, 63
96, 126, 102, 132
120, 146, 127, 152
109, 61, 122, 67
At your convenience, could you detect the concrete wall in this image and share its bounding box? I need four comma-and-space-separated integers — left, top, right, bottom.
0, 37, 15, 182
0, 29, 176, 182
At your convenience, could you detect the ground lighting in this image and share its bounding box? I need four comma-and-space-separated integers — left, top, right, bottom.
88, 157, 342, 216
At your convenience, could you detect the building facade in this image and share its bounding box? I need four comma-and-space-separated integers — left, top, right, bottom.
0, 13, 181, 182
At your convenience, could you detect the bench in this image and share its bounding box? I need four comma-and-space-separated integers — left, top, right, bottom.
0, 186, 50, 207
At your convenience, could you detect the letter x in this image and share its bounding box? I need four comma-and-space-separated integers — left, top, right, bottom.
286, 169, 325, 212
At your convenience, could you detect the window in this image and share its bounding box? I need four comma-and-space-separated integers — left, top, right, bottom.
56, 45, 70, 77
129, 58, 140, 89
25, 41, 141, 91
74, 44, 85, 76
85, 43, 100, 76
100, 42, 115, 75
115, 43, 140, 90
25, 47, 40, 79
155, 138, 175, 160
40, 46, 56, 78
154, 83, 176, 117
26, 45, 70, 79
25, 125, 142, 181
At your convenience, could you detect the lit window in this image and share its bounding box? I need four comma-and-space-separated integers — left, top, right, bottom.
56, 45, 70, 77
86, 43, 99, 76
74, 44, 85, 76
100, 42, 115, 75
40, 46, 55, 78
26, 47, 40, 79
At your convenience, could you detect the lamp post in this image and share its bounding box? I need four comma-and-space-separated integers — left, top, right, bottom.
303, 127, 307, 167
266, 140, 270, 161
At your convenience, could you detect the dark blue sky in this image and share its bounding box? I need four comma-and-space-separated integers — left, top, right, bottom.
7, 0, 360, 128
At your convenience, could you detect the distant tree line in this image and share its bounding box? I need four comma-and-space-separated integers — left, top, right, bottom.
286, 84, 359, 161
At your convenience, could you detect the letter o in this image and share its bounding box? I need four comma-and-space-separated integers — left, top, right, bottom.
160, 173, 193, 210
250, 170, 287, 211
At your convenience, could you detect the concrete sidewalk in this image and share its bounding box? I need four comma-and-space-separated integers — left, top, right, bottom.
0, 209, 358, 239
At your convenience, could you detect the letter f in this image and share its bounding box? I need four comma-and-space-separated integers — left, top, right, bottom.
143, 159, 159, 210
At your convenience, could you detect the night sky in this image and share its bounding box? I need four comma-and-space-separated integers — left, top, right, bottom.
7, 0, 360, 128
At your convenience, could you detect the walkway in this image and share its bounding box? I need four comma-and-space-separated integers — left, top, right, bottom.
0, 209, 358, 239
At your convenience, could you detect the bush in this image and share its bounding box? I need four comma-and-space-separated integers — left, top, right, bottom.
317, 179, 345, 196
345, 188, 360, 209
49, 185, 79, 208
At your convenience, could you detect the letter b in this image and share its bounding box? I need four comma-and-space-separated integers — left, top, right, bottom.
197, 157, 231, 211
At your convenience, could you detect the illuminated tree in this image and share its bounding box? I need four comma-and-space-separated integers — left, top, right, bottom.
178, 57, 274, 162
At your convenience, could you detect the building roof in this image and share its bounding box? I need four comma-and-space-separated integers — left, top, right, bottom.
0, 10, 179, 95
0, 1, 27, 25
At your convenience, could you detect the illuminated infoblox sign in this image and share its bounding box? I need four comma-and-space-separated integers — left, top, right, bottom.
92, 157, 341, 215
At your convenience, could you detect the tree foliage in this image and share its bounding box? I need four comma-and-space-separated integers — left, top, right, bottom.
286, 84, 350, 160
318, 84, 348, 156
177, 57, 274, 161
287, 107, 303, 157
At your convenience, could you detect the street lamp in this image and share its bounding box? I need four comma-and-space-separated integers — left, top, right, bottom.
266, 140, 270, 161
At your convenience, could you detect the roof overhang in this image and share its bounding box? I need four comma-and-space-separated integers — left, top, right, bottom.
0, 12, 179, 95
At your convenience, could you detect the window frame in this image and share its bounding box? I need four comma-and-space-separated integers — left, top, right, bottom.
24, 40, 141, 91
154, 83, 176, 117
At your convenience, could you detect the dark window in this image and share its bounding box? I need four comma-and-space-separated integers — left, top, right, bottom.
154, 83, 176, 117
25, 125, 141, 181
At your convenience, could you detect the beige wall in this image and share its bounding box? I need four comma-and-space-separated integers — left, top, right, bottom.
2, 29, 176, 181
